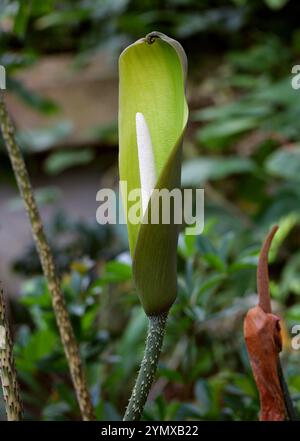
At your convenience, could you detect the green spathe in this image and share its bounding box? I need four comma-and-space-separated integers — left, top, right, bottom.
119, 32, 188, 315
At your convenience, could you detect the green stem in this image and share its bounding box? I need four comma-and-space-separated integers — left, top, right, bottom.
0, 286, 23, 420
124, 313, 167, 421
0, 91, 95, 421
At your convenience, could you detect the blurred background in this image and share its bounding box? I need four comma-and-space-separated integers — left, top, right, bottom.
1, 0, 300, 421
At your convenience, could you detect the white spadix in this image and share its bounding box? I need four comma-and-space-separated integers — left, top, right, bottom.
136, 112, 157, 216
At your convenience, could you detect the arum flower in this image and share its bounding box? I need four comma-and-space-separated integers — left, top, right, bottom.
119, 31, 188, 420
119, 31, 188, 316
244, 225, 297, 421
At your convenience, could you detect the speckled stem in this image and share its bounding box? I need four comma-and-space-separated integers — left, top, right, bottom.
0, 92, 95, 421
0, 286, 23, 420
124, 313, 167, 421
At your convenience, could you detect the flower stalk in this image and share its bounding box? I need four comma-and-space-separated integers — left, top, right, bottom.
124, 313, 167, 421
119, 32, 188, 420
0, 286, 23, 421
0, 91, 95, 421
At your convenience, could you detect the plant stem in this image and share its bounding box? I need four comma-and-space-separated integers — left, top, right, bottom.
0, 286, 23, 420
124, 313, 167, 421
277, 360, 298, 421
0, 92, 95, 421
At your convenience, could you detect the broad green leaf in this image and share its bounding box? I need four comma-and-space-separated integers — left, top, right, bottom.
265, 0, 289, 10
8, 78, 59, 114
268, 212, 300, 262
280, 252, 300, 297
193, 101, 271, 122
182, 156, 255, 186
13, 0, 32, 38
197, 117, 257, 149
17, 121, 73, 152
15, 329, 57, 373
119, 32, 188, 315
44, 149, 95, 175
266, 147, 300, 182
100, 261, 132, 284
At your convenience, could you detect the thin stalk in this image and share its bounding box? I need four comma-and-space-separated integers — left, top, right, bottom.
124, 313, 167, 421
0, 92, 95, 421
258, 225, 297, 419
277, 360, 298, 421
0, 286, 23, 420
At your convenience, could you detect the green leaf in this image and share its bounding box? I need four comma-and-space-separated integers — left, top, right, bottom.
18, 121, 73, 152
44, 149, 95, 175
101, 260, 132, 284
42, 402, 71, 421
119, 32, 188, 315
13, 0, 32, 38
268, 212, 300, 262
265, 0, 289, 10
266, 147, 300, 182
15, 329, 58, 373
280, 252, 300, 297
182, 156, 255, 186
197, 117, 257, 149
35, 9, 91, 29
8, 78, 59, 114
286, 304, 300, 322
193, 101, 271, 122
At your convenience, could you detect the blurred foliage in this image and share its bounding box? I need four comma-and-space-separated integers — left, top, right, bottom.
12, 211, 128, 276
1, 0, 300, 422
5, 222, 300, 421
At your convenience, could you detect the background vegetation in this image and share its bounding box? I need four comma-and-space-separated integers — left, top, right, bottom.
1, 0, 300, 420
